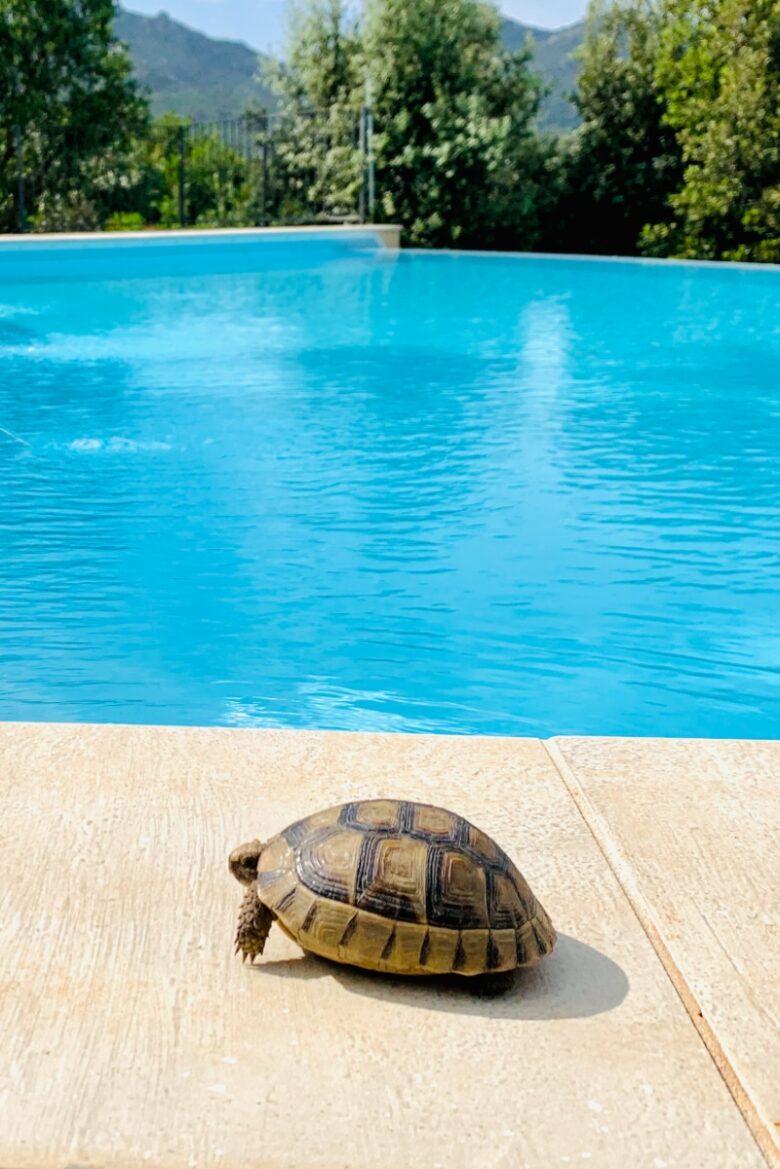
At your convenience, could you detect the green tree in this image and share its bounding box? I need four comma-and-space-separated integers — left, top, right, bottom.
363, 0, 548, 247
0, 0, 149, 231
264, 0, 364, 223
643, 0, 780, 261
185, 135, 250, 226
132, 117, 251, 228
557, 0, 682, 256
279, 0, 362, 109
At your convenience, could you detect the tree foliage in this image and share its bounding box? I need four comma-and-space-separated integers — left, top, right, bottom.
562, 0, 780, 261
2, 0, 780, 263
643, 0, 780, 261
559, 0, 682, 255
262, 0, 364, 223
279, 0, 363, 110
142, 117, 250, 227
364, 0, 547, 247
0, 0, 149, 230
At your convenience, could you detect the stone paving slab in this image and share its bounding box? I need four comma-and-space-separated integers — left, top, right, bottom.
549, 737, 780, 1168
0, 224, 402, 247
0, 724, 767, 1169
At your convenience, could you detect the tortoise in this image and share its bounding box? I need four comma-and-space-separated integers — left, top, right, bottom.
229, 798, 556, 991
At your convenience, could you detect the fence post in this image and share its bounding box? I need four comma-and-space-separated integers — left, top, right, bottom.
366, 86, 376, 222
177, 126, 186, 227
261, 113, 270, 226
358, 106, 367, 224
13, 126, 26, 233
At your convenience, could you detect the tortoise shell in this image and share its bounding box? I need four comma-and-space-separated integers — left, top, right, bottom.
246, 799, 555, 977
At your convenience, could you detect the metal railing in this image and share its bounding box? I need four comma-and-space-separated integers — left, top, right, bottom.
4, 106, 376, 234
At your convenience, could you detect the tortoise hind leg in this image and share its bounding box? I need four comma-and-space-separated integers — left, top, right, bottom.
471, 969, 516, 997
234, 885, 274, 964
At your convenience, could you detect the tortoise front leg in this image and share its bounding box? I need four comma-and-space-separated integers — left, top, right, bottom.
234, 885, 274, 963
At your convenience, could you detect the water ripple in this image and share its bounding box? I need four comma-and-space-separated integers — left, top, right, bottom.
0, 247, 779, 736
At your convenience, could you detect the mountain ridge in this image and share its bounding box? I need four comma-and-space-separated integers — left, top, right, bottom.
116, 7, 583, 131
505, 18, 585, 131
115, 9, 278, 121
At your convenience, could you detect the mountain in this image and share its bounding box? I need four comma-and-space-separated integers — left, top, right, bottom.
502, 17, 585, 132
116, 8, 584, 132
114, 9, 277, 121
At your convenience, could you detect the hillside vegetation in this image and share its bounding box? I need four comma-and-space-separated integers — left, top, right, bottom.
3, 0, 778, 263
501, 18, 584, 130
114, 10, 278, 121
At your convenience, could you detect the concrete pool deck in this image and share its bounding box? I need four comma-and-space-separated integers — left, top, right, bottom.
0, 723, 777, 1169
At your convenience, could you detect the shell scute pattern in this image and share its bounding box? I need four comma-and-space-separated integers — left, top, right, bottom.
426, 847, 488, 930
487, 869, 528, 930
296, 824, 362, 904
250, 798, 556, 977
412, 803, 460, 839
467, 823, 504, 864
355, 833, 429, 922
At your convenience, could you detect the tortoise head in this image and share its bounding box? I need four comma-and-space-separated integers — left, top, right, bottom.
229, 839, 264, 886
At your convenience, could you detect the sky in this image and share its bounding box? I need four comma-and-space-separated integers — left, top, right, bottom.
124, 0, 589, 55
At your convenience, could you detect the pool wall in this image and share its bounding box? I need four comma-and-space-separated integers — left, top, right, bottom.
0, 223, 401, 281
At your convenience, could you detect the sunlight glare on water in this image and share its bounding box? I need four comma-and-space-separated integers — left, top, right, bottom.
1, 236, 779, 737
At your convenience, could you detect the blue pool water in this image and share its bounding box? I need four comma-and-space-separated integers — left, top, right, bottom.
1, 233, 779, 737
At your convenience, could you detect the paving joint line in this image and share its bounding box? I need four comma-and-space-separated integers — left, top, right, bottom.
541, 737, 777, 1169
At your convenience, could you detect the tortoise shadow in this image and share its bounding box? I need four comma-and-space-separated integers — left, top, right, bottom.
247, 933, 629, 1020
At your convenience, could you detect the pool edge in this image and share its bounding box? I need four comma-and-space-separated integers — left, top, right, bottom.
0, 223, 402, 249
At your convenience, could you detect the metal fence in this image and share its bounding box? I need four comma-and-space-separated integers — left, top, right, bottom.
4, 107, 376, 234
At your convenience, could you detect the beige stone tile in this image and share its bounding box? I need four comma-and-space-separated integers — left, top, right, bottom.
549, 736, 780, 1167
0, 723, 765, 1169
0, 224, 401, 247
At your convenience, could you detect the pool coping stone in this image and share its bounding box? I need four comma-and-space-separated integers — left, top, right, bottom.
0, 224, 402, 248
547, 735, 780, 1168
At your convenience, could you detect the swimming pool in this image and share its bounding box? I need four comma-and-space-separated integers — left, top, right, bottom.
1, 232, 779, 737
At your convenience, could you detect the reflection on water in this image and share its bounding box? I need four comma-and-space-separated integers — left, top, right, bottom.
1, 247, 779, 736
